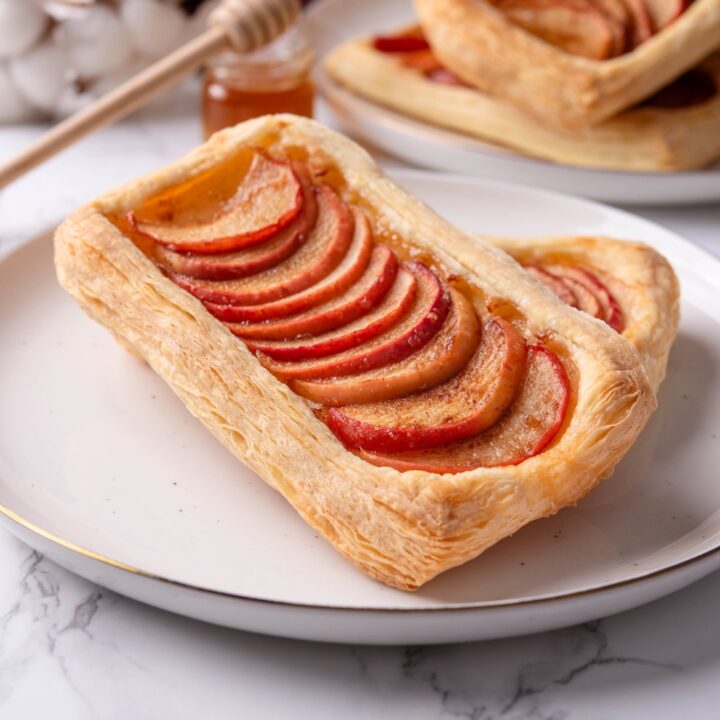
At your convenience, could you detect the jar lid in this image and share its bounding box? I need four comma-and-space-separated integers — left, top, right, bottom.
208, 21, 314, 86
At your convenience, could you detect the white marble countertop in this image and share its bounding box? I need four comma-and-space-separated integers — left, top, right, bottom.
1, 95, 720, 720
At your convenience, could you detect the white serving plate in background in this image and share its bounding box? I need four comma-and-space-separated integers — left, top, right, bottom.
307, 0, 720, 206
1, 172, 720, 645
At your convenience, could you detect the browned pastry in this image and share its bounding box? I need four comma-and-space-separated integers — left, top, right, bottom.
54, 116, 659, 590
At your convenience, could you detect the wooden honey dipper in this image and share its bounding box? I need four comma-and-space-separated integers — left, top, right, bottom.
0, 0, 301, 189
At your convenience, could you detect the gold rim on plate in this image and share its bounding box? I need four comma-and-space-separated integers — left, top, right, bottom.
2, 499, 720, 613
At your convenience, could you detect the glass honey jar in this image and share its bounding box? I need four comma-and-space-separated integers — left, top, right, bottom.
202, 23, 314, 138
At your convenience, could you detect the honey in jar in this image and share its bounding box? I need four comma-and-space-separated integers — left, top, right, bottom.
202, 23, 314, 138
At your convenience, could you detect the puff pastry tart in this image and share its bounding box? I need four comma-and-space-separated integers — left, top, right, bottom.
54, 115, 659, 590
489, 235, 679, 389
414, 0, 720, 130
324, 30, 720, 170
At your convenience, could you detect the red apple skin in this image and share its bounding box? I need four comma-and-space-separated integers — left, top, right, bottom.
327, 317, 527, 453
373, 35, 431, 52
228, 245, 399, 341
204, 207, 373, 323
167, 186, 354, 306
156, 228, 300, 281
528, 347, 571, 456
289, 287, 480, 406
544, 268, 603, 319
246, 262, 416, 360
525, 265, 578, 307
545, 264, 624, 332
623, 0, 654, 46
128, 156, 304, 254
574, 268, 624, 333
259, 261, 449, 382
153, 175, 319, 280
357, 345, 570, 473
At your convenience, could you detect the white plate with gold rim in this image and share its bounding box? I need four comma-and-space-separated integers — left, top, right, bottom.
1, 171, 720, 645
307, 0, 720, 206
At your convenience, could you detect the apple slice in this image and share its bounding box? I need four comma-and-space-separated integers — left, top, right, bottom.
594, 0, 633, 55
153, 173, 319, 280
228, 245, 398, 341
400, 49, 444, 73
260, 262, 449, 381
567, 268, 624, 333
496, 0, 617, 59
169, 185, 354, 306
643, 0, 689, 30
129, 154, 303, 254
327, 317, 527, 453
564, 277, 603, 318
623, 0, 654, 46
359, 345, 569, 472
542, 266, 603, 319
545, 265, 624, 332
156, 223, 300, 281
247, 262, 415, 360
205, 207, 373, 323
290, 288, 480, 406
525, 265, 578, 307
372, 35, 431, 53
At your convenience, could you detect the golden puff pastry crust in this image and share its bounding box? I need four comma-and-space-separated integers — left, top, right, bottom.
414, 0, 720, 130
54, 115, 656, 590
488, 235, 680, 389
324, 39, 720, 171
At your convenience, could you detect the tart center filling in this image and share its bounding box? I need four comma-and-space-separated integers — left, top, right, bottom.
119, 153, 628, 474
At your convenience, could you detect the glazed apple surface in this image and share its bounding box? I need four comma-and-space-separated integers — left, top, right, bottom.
129, 155, 304, 253
119, 152, 633, 473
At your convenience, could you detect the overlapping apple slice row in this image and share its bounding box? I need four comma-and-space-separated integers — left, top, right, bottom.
135, 155, 571, 473
525, 264, 625, 333
372, 33, 468, 86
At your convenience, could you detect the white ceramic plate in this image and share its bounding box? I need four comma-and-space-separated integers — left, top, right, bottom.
1, 172, 720, 646
306, 0, 720, 206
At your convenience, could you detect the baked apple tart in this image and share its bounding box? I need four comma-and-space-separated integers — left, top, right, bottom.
415, 0, 720, 129
324, 28, 720, 170
55, 116, 665, 590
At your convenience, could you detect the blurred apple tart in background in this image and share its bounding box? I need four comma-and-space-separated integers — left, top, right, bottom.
324, 0, 720, 171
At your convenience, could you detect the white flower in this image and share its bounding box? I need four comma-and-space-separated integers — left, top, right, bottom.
0, 62, 40, 122
9, 41, 69, 113
121, 0, 188, 60
0, 0, 47, 59
54, 4, 134, 78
